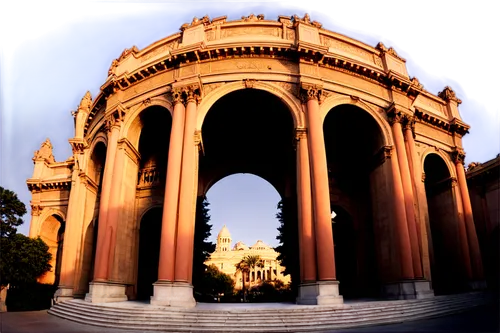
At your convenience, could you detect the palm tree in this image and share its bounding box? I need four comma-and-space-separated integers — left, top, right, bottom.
235, 255, 264, 302
235, 260, 249, 302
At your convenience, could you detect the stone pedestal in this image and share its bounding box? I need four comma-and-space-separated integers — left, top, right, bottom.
296, 281, 344, 306
468, 280, 487, 290
54, 286, 75, 303
150, 281, 196, 308
84, 281, 128, 303
382, 280, 434, 300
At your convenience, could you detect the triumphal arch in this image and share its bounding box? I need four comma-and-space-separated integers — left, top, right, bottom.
27, 13, 485, 307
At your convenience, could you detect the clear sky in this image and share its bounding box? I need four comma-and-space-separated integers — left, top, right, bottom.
1, 0, 499, 247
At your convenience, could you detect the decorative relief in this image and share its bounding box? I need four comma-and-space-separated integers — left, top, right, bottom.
292, 13, 322, 28
452, 148, 466, 165
376, 42, 405, 61
467, 161, 481, 171
220, 26, 281, 39
298, 84, 322, 103
118, 46, 139, 61
137, 166, 164, 188
180, 15, 210, 31
203, 82, 225, 96
122, 71, 174, 101
438, 86, 462, 104
410, 77, 423, 90
171, 85, 202, 105
278, 15, 293, 26
373, 55, 384, 68
244, 79, 256, 88
205, 30, 216, 41
30, 204, 42, 216
140, 39, 179, 63
275, 81, 297, 96
241, 14, 265, 21
286, 28, 296, 41
322, 36, 374, 63
33, 138, 56, 163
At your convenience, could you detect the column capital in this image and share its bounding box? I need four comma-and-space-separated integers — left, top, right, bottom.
170, 85, 202, 106
30, 204, 42, 216
452, 148, 466, 165
294, 127, 308, 140
104, 106, 126, 132
402, 115, 416, 139
299, 83, 322, 103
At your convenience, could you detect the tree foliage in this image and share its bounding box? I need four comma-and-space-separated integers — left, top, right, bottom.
0, 186, 27, 238
1, 234, 52, 286
192, 196, 216, 293
275, 197, 300, 296
198, 264, 235, 298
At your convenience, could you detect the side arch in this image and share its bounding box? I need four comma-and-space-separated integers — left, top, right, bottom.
122, 96, 174, 151
37, 208, 66, 236
320, 94, 392, 147
420, 148, 457, 179
196, 80, 303, 131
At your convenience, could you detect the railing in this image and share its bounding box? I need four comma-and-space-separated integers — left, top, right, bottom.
137, 166, 164, 188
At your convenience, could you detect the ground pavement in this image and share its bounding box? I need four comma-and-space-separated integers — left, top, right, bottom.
0, 302, 498, 333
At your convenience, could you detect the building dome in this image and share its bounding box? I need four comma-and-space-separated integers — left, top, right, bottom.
233, 241, 249, 251
217, 224, 231, 238
250, 240, 270, 250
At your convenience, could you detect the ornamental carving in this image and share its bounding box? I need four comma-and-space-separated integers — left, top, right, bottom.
376, 42, 405, 62
33, 138, 55, 163
452, 148, 466, 165
244, 79, 256, 89
298, 85, 322, 103
402, 115, 416, 136
72, 91, 92, 119
203, 82, 225, 96
241, 14, 264, 22
221, 27, 281, 39
438, 86, 462, 104
410, 77, 424, 90
108, 59, 119, 76
294, 127, 307, 140
180, 15, 210, 31
118, 46, 139, 61
292, 13, 322, 28
467, 161, 481, 171
104, 108, 125, 132
30, 204, 42, 216
171, 85, 202, 105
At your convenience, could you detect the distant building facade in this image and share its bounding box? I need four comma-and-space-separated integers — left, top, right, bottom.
205, 226, 290, 289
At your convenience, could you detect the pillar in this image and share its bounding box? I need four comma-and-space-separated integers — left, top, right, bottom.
156, 90, 186, 282
296, 85, 342, 306
85, 111, 128, 303
454, 151, 485, 282
295, 128, 316, 283
391, 114, 423, 278
452, 178, 473, 280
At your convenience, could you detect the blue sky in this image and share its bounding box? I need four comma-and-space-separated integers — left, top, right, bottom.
1, 1, 498, 247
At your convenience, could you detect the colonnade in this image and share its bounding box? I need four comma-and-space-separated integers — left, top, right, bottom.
69, 84, 484, 306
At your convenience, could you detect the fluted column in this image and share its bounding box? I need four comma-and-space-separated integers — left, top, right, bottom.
388, 144, 414, 279
175, 86, 200, 283
93, 115, 121, 281
295, 128, 317, 283
390, 113, 422, 278
453, 150, 484, 280
303, 86, 336, 281
157, 90, 186, 282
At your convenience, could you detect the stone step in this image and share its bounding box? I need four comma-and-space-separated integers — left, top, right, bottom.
53, 293, 488, 321
48, 296, 490, 332
49, 302, 486, 332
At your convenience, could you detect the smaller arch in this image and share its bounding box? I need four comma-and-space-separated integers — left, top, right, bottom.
122, 96, 174, 151
87, 131, 108, 155
137, 204, 163, 227
320, 94, 392, 147
196, 80, 303, 131
420, 148, 456, 179
37, 208, 66, 235
203, 172, 283, 199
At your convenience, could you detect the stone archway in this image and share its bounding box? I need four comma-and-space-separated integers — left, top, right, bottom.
38, 214, 65, 285
424, 153, 466, 294
324, 104, 385, 298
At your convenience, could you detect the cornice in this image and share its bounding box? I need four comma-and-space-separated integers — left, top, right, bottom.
27, 179, 71, 192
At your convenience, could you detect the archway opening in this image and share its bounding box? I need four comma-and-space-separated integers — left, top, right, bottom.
38, 214, 65, 285
136, 207, 162, 300
198, 89, 297, 302
324, 104, 384, 299
424, 153, 464, 294
133, 105, 172, 299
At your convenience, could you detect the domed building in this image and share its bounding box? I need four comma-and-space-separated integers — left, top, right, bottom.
205, 226, 290, 289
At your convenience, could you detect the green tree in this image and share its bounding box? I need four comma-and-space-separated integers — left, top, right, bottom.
275, 197, 300, 297
235, 259, 250, 301
0, 234, 52, 286
200, 264, 235, 298
192, 196, 216, 294
0, 186, 27, 238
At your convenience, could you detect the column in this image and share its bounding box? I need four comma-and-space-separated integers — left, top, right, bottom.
452, 178, 473, 280
454, 152, 484, 280
157, 90, 186, 282
174, 87, 199, 284
304, 87, 336, 281
296, 128, 317, 283
391, 114, 422, 278
388, 145, 414, 279
93, 116, 120, 281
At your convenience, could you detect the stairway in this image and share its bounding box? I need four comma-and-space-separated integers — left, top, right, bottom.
48, 292, 495, 332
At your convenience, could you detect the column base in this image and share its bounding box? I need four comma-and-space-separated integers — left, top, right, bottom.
296, 281, 344, 306
150, 281, 196, 308
84, 281, 128, 303
468, 280, 487, 290
382, 280, 434, 300
53, 286, 74, 303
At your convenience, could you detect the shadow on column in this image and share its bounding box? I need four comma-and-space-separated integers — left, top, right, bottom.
137, 208, 162, 300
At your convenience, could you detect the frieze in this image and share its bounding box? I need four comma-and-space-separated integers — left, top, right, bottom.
286, 28, 296, 41
220, 26, 281, 39
140, 39, 179, 63
203, 82, 225, 96
322, 35, 375, 65
122, 71, 174, 101
206, 29, 216, 42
